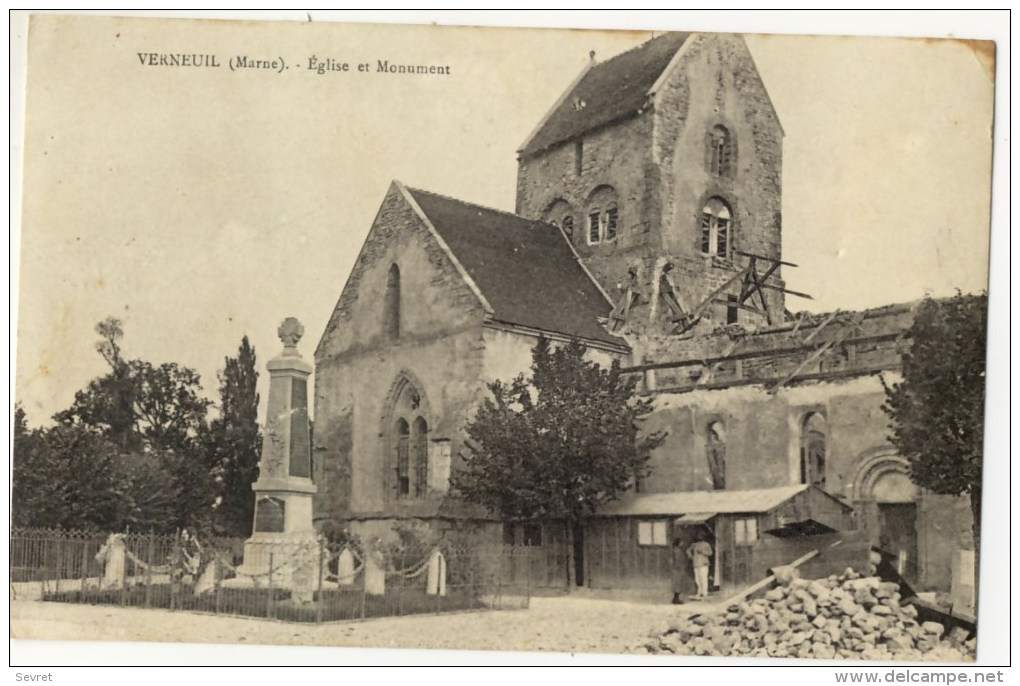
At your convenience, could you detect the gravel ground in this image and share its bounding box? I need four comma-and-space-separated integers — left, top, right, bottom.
10, 593, 703, 658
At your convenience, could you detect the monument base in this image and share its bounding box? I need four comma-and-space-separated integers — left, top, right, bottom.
230, 533, 321, 602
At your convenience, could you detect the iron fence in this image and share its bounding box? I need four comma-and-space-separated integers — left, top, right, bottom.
9, 528, 531, 622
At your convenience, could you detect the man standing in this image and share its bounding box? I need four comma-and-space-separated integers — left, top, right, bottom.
670, 538, 685, 604
687, 531, 713, 599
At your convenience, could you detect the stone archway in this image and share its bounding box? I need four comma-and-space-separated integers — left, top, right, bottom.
851, 447, 919, 581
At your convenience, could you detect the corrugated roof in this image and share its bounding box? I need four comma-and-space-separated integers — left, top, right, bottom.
520, 32, 691, 157
407, 187, 625, 348
598, 485, 809, 517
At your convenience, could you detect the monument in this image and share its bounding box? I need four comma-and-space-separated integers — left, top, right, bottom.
231, 317, 319, 598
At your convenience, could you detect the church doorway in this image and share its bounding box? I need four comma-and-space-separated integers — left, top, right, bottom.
853, 450, 919, 585
878, 501, 918, 582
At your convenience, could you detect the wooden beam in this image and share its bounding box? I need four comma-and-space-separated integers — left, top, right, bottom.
677, 266, 750, 333
770, 338, 840, 392
748, 264, 773, 325
734, 249, 798, 268
711, 298, 764, 316
757, 282, 814, 300
697, 337, 743, 386
803, 309, 841, 343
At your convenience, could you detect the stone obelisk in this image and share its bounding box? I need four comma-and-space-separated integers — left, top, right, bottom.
235, 317, 318, 590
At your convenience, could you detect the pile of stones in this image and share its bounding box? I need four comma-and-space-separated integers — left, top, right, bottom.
636, 568, 975, 661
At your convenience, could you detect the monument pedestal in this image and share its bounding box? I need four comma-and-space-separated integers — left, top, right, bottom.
229, 317, 319, 601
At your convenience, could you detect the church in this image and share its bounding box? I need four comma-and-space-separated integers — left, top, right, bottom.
309, 32, 973, 600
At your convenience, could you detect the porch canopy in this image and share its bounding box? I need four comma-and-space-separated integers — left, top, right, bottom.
598, 484, 810, 522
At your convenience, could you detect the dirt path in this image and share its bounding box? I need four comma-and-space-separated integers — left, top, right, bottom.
11, 594, 701, 657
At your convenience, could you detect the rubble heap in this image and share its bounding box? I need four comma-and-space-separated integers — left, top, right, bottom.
636, 569, 976, 661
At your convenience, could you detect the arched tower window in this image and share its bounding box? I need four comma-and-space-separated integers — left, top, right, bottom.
706, 421, 727, 490
708, 125, 735, 177
700, 197, 732, 257
412, 417, 429, 497
800, 413, 827, 489
385, 264, 401, 340
543, 199, 575, 240
585, 186, 620, 245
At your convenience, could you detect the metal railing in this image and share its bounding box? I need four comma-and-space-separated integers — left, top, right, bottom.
10, 528, 531, 622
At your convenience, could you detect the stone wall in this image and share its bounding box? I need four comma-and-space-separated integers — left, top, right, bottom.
515, 112, 661, 297
313, 184, 491, 524
653, 33, 785, 323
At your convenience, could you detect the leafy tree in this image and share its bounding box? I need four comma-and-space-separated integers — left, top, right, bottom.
57, 359, 211, 455
883, 292, 987, 607
205, 336, 263, 536
46, 318, 215, 532
12, 413, 127, 530
452, 337, 665, 586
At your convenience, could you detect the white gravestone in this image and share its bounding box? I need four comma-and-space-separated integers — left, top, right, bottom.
96, 533, 127, 589
426, 549, 447, 597
337, 548, 356, 586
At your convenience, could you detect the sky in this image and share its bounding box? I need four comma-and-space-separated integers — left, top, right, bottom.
7, 10, 1012, 671
11, 12, 1001, 429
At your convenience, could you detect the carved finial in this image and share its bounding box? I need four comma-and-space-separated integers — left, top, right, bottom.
278, 317, 304, 351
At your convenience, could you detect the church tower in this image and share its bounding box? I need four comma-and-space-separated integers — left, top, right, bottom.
516, 32, 787, 336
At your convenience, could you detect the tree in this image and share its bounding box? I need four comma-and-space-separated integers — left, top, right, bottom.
205, 336, 263, 536
12, 411, 127, 531
49, 317, 215, 532
57, 359, 211, 455
452, 337, 665, 586
882, 292, 987, 608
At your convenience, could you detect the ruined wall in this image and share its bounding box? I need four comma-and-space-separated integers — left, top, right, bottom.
633, 303, 915, 395
636, 307, 971, 591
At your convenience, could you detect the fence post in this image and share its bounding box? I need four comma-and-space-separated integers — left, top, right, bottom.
120, 539, 128, 608
525, 545, 532, 608
360, 571, 367, 621
145, 530, 154, 609
55, 537, 63, 595
212, 550, 222, 616
496, 547, 504, 610
267, 552, 274, 620
80, 538, 89, 595
316, 540, 325, 623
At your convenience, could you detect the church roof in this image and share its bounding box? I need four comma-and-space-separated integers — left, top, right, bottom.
519, 31, 691, 157
405, 187, 625, 349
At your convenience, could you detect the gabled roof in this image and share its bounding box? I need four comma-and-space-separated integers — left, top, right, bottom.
519, 32, 691, 157
404, 187, 625, 349
598, 485, 811, 517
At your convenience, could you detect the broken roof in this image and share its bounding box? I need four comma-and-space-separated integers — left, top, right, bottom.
598, 485, 811, 517
405, 186, 625, 349
520, 31, 691, 157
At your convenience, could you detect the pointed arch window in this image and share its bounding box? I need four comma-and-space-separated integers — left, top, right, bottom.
701, 197, 732, 257
706, 421, 727, 490
800, 413, 827, 489
395, 418, 410, 496
412, 417, 429, 497
388, 376, 433, 501
385, 264, 401, 340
